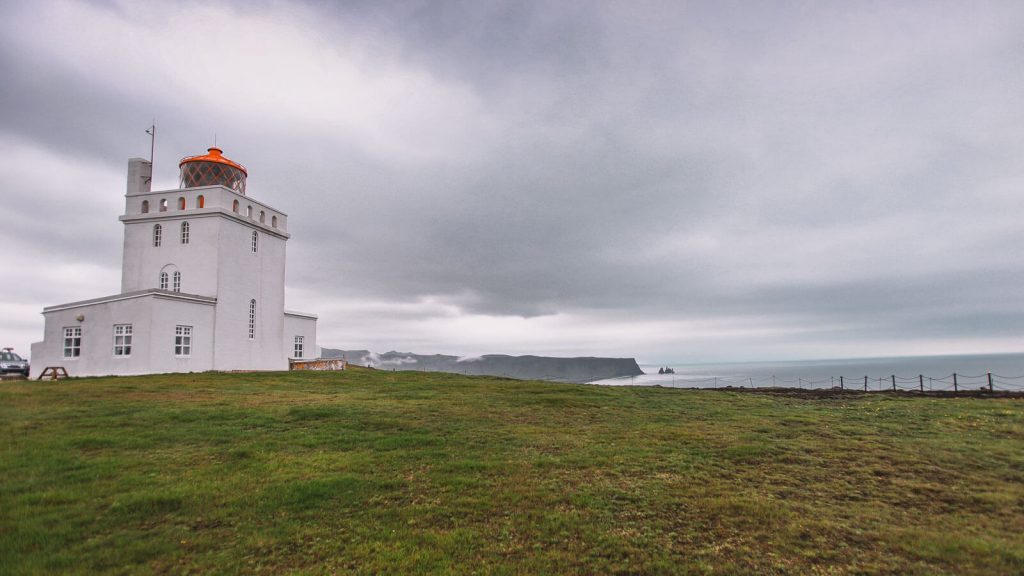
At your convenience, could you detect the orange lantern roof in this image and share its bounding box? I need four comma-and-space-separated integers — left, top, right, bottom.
178, 147, 247, 175
178, 147, 248, 195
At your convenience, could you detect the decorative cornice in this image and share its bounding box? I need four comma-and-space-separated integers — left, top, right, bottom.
118, 209, 290, 240
43, 289, 217, 313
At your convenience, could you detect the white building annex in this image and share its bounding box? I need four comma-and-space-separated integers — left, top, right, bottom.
30, 147, 319, 377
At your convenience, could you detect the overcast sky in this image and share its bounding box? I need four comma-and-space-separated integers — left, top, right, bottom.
2, 0, 1023, 364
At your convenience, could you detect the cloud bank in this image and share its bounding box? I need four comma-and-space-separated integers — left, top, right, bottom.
2, 1, 1023, 363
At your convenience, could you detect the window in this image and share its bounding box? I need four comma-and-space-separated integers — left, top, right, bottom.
63, 326, 81, 358
174, 325, 192, 357
178, 197, 186, 210
197, 195, 205, 208
113, 324, 133, 357
259, 210, 265, 224
248, 299, 256, 340
141, 200, 150, 214
271, 215, 277, 228
232, 199, 239, 213
246, 205, 253, 218
159, 199, 168, 212
294, 336, 304, 358
159, 271, 169, 290
181, 221, 190, 244
251, 231, 258, 253
172, 271, 181, 292
153, 224, 162, 247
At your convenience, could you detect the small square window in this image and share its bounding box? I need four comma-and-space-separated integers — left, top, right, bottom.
113, 324, 133, 357
175, 325, 193, 357
63, 326, 82, 358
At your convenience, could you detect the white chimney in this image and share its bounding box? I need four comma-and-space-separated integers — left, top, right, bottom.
126, 157, 152, 195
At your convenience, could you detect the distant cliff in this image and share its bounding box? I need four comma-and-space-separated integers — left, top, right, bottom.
320, 349, 644, 384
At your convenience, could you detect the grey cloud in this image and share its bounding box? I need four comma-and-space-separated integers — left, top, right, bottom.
2, 0, 1024, 361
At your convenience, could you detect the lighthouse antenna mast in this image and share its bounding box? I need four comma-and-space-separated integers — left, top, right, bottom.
145, 122, 156, 183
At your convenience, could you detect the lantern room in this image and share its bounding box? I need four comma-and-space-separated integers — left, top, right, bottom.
179, 147, 247, 195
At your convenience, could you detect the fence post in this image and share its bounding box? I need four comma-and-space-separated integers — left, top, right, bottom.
919, 374, 923, 392
840, 375, 844, 390
953, 373, 958, 392
864, 375, 868, 392
988, 372, 993, 392
891, 374, 896, 392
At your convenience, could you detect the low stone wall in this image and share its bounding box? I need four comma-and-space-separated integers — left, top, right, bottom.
289, 358, 346, 371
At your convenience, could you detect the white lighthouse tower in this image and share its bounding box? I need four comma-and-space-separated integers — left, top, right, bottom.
30, 147, 319, 377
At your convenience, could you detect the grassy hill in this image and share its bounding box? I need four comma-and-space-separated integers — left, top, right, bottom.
2, 370, 1022, 574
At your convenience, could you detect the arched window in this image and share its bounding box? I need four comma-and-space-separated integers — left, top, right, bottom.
181, 221, 190, 244
271, 215, 277, 228
159, 271, 169, 290
153, 224, 162, 247
251, 231, 258, 253
232, 199, 239, 213
159, 199, 168, 212
172, 271, 181, 292
197, 195, 205, 208
246, 205, 253, 218
259, 210, 265, 224
248, 299, 256, 339
141, 200, 150, 214
178, 197, 186, 210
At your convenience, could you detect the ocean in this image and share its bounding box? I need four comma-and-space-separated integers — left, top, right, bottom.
589, 352, 1024, 392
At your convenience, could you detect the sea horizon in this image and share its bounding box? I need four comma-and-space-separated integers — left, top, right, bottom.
593, 351, 1024, 391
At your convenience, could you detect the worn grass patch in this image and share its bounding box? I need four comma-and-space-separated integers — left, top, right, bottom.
1, 370, 1022, 574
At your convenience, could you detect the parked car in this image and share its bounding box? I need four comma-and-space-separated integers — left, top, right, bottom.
1, 348, 29, 377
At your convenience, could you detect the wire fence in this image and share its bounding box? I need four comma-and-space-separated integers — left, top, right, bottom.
597, 372, 1024, 393
376, 366, 1024, 393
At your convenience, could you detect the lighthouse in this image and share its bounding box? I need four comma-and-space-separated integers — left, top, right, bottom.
30, 146, 319, 377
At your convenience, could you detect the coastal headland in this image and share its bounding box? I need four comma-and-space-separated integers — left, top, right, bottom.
324, 348, 644, 383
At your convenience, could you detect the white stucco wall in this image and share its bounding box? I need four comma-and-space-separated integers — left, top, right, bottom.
120, 214, 222, 295
209, 217, 288, 370
30, 292, 216, 378
120, 186, 290, 296
284, 313, 319, 360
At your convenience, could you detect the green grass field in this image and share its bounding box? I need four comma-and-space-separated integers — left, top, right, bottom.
2, 370, 1022, 575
